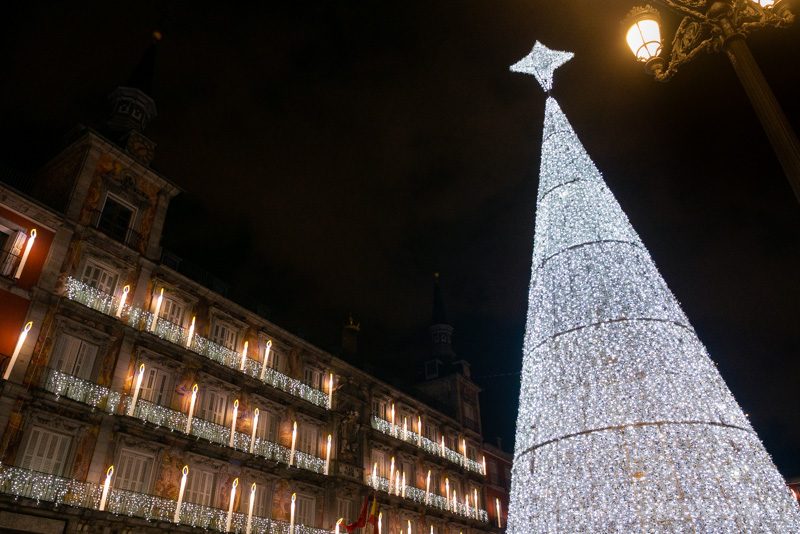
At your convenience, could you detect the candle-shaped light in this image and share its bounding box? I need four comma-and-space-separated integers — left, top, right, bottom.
401, 471, 406, 497
473, 488, 479, 519
395, 470, 401, 496
185, 384, 198, 434
289, 492, 296, 534
14, 229, 36, 279
496, 498, 502, 528
425, 470, 431, 505
461, 438, 467, 465
249, 408, 259, 454
335, 518, 343, 534
260, 340, 272, 380
445, 478, 450, 509
229, 399, 239, 447
240, 340, 249, 371
388, 456, 395, 493
403, 416, 408, 441
98, 465, 114, 511
372, 462, 378, 488
408, 519, 412, 534
289, 421, 297, 466
246, 482, 256, 534
430, 526, 433, 534
226, 477, 239, 532
186, 316, 196, 348
127, 363, 146, 416
174, 465, 189, 523
440, 435, 445, 456
378, 512, 382, 534
325, 433, 332, 475
150, 288, 164, 332
3, 321, 33, 380
482, 455, 487, 476
328, 372, 334, 409
452, 489, 457, 513
390, 403, 395, 427
417, 415, 422, 445
465, 493, 469, 516
116, 284, 130, 317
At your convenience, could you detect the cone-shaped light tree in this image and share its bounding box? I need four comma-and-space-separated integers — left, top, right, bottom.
506, 42, 800, 532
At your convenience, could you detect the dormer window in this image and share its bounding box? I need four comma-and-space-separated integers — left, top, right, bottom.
97, 194, 136, 246
425, 359, 441, 380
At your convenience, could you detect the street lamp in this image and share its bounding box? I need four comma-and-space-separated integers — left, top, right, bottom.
623, 1, 800, 204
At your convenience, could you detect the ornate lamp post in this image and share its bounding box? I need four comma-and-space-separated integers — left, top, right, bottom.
624, 1, 800, 203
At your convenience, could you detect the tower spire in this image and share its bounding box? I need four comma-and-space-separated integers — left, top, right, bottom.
506, 43, 800, 532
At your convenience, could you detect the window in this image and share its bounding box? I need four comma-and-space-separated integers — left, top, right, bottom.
82, 260, 118, 295
0, 226, 25, 277
160, 297, 185, 326
371, 399, 387, 420
200, 388, 228, 425
464, 403, 476, 422
211, 321, 237, 350
336, 498, 354, 524
401, 460, 415, 488
186, 466, 214, 506
446, 434, 456, 450
424, 422, 438, 442
251, 482, 272, 517
52, 333, 98, 379
270, 350, 286, 373
116, 448, 153, 492
97, 195, 135, 244
487, 459, 498, 485
140, 366, 174, 407
257, 409, 279, 443
295, 494, 316, 527
425, 359, 440, 379
20, 426, 71, 475
298, 423, 318, 456
303, 367, 322, 390
371, 449, 387, 477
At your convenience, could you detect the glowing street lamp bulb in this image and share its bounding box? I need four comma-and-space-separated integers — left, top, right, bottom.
3, 321, 33, 381
116, 284, 130, 317
625, 6, 662, 62
14, 228, 36, 279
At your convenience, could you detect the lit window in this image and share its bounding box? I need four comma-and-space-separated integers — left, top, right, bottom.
20, 426, 71, 475
81, 260, 118, 295
52, 333, 98, 380
116, 448, 154, 493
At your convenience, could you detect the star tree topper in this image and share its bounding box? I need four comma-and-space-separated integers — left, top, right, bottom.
510, 41, 574, 92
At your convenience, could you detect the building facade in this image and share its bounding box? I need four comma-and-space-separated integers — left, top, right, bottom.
0, 41, 507, 534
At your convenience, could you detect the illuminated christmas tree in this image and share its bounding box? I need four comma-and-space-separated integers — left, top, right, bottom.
506, 42, 800, 532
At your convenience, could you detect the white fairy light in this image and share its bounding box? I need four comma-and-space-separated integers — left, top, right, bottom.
3, 321, 32, 381
14, 228, 36, 279
506, 41, 800, 532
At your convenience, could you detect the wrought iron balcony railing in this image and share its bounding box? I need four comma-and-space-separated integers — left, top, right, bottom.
367, 473, 488, 523
0, 464, 328, 533
64, 276, 329, 409
42, 368, 325, 475
370, 416, 485, 475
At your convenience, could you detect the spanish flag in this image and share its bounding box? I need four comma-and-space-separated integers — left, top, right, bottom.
366, 493, 379, 534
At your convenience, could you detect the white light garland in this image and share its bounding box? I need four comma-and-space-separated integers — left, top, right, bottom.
506, 41, 800, 532
0, 464, 329, 534
371, 416, 483, 474
367, 474, 488, 522
64, 277, 329, 409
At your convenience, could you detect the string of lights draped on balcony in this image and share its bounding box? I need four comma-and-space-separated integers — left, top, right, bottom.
506, 41, 800, 532
64, 277, 329, 408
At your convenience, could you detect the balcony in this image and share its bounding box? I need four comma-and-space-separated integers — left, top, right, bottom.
371, 416, 485, 475
90, 208, 143, 250
367, 473, 488, 523
42, 368, 326, 475
63, 276, 329, 409
0, 464, 328, 534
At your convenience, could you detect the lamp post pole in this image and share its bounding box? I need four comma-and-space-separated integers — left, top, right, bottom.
625, 0, 800, 204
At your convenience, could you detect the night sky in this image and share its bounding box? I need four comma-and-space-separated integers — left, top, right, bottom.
2, 2, 799, 477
